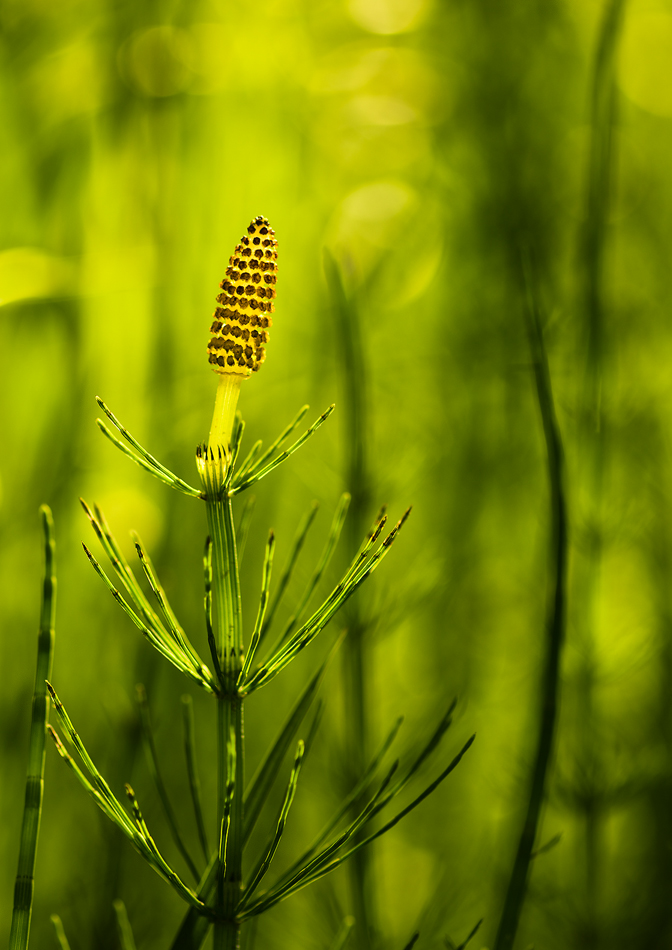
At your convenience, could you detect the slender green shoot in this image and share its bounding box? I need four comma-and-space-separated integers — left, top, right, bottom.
277, 492, 351, 645
50, 915, 71, 950
228, 414, 246, 477
276, 714, 404, 887
136, 684, 200, 881
181, 694, 210, 863
46, 688, 206, 911
239, 530, 276, 684
113, 899, 138, 950
230, 405, 335, 495
238, 760, 400, 919
80, 500, 162, 629
402, 934, 420, 950
243, 647, 335, 845
133, 534, 207, 675
96, 397, 201, 497
279, 733, 475, 902
259, 502, 319, 643
83, 502, 214, 685
203, 536, 225, 692
330, 917, 356, 950
244, 404, 309, 476
236, 440, 263, 484
243, 509, 410, 694
235, 494, 257, 565
446, 918, 483, 950
81, 542, 215, 692
240, 740, 304, 907
170, 854, 218, 950
369, 701, 457, 819
492, 266, 568, 950
273, 731, 473, 911
10, 505, 56, 950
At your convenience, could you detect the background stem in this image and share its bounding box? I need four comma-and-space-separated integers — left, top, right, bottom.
10, 506, 56, 950
324, 251, 375, 945
493, 273, 568, 950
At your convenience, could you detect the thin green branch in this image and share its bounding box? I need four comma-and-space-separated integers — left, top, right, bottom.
229, 405, 335, 496
181, 695, 210, 864
277, 493, 351, 645
492, 267, 569, 950
203, 536, 225, 692
137, 685, 201, 882
227, 415, 246, 482
331, 735, 475, 875
240, 531, 276, 684
235, 495, 257, 565
245, 733, 474, 919
96, 397, 201, 497
239, 761, 399, 919
113, 899, 138, 950
133, 534, 213, 683
80, 500, 163, 632
329, 917, 356, 950
369, 701, 457, 820
244, 509, 409, 693
170, 854, 218, 950
244, 405, 310, 476
50, 915, 71, 950
240, 741, 304, 907
47, 687, 206, 912
243, 647, 334, 845
453, 918, 483, 950
275, 714, 403, 890
259, 502, 318, 644
81, 543, 213, 691
236, 440, 263, 484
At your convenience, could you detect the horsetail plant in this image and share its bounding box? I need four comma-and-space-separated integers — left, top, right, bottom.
44, 216, 474, 949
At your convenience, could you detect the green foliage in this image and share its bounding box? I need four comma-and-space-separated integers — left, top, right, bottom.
44, 394, 461, 947
3, 0, 672, 948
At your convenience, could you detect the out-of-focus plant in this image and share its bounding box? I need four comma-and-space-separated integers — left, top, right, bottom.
21, 216, 474, 950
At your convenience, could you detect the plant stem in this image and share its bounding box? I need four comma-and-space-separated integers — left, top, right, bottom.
10, 506, 56, 950
575, 0, 626, 936
206, 493, 245, 950
210, 375, 244, 451
324, 250, 374, 943
493, 273, 568, 950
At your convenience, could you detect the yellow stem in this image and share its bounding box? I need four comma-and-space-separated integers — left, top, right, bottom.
209, 374, 244, 451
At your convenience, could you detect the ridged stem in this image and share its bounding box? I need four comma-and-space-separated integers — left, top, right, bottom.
10, 506, 56, 950
206, 493, 244, 950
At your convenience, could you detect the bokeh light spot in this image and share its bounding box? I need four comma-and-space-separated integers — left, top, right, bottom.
0, 248, 74, 306
620, 13, 672, 117
347, 0, 431, 35
348, 94, 417, 126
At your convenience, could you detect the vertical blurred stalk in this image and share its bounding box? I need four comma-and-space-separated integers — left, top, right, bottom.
493, 270, 568, 950
575, 2, 626, 943
10, 506, 56, 950
324, 251, 374, 946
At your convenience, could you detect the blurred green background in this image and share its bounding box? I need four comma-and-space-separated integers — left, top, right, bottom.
2, 0, 672, 947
